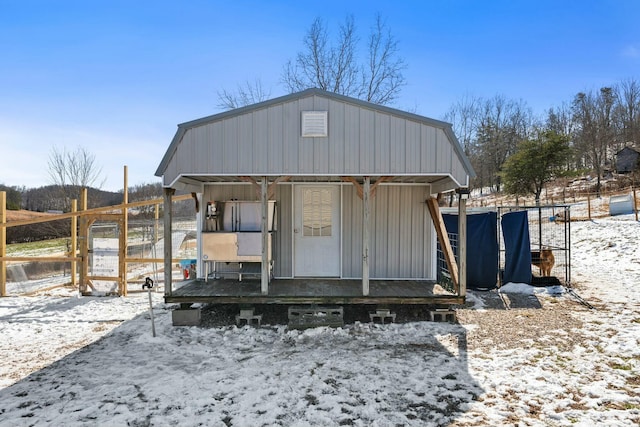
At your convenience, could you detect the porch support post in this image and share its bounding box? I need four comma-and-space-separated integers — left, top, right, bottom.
261, 176, 269, 295
457, 192, 468, 297
362, 176, 370, 296
163, 187, 175, 297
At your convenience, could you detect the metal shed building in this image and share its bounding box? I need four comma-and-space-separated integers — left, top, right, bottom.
155, 88, 475, 308
615, 146, 640, 174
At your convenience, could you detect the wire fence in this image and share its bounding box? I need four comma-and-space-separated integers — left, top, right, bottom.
472, 185, 638, 221
436, 205, 572, 290
4, 217, 197, 296
497, 205, 571, 286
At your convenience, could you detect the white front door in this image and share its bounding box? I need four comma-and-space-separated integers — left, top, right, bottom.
294, 185, 341, 277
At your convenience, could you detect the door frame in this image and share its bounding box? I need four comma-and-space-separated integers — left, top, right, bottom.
292, 183, 342, 277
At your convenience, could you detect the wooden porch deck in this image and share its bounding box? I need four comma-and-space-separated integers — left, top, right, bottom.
165, 278, 464, 305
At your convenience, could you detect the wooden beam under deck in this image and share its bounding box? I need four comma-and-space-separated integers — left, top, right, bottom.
165, 278, 464, 306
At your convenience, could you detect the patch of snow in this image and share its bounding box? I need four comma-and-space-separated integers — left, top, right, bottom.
500, 283, 567, 296
0, 215, 638, 425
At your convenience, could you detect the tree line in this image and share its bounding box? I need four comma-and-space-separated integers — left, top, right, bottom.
219, 13, 639, 202
3, 14, 639, 213
444, 78, 640, 200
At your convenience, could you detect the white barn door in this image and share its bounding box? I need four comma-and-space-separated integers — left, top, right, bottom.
294, 185, 341, 277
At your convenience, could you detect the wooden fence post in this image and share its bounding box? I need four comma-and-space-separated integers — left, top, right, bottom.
1, 192, 6, 297
163, 188, 175, 297
587, 192, 591, 220
71, 199, 77, 288
79, 188, 88, 294
119, 166, 128, 296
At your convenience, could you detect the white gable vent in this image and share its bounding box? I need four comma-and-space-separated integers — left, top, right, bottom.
301, 111, 328, 137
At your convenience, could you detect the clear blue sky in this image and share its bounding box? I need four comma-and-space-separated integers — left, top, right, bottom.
1, 0, 639, 191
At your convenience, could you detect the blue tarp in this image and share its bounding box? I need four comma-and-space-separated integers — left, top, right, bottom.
501, 211, 532, 284
442, 212, 499, 290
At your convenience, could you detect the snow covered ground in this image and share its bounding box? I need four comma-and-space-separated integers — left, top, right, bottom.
0, 213, 638, 426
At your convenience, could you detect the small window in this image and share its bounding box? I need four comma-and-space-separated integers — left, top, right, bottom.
301, 111, 328, 137
302, 188, 332, 237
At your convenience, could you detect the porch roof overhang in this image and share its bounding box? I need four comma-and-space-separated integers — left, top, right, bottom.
166, 173, 466, 195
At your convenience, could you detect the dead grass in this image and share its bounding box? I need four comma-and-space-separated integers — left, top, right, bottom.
456, 293, 585, 351
5, 210, 55, 222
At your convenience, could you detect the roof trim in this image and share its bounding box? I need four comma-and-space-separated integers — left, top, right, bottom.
155, 88, 476, 179
164, 172, 468, 193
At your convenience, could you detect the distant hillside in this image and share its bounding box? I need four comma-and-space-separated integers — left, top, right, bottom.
469, 173, 638, 210
20, 185, 123, 212
3, 183, 170, 244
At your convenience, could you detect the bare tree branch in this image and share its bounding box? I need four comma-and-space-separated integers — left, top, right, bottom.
281, 14, 405, 105
217, 79, 272, 110
361, 14, 406, 104
47, 145, 105, 210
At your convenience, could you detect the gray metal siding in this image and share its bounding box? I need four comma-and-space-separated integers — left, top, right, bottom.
343, 104, 360, 172
342, 184, 433, 279
209, 124, 225, 173
405, 121, 421, 172
421, 125, 437, 172
201, 183, 433, 280
374, 112, 391, 174
162, 93, 470, 186
329, 101, 345, 174
274, 184, 293, 277
359, 108, 375, 172
390, 118, 406, 174
342, 185, 363, 277
268, 105, 283, 172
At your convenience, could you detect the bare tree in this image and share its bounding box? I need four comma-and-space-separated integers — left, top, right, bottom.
572, 88, 615, 195
545, 103, 574, 138
444, 94, 535, 193
443, 94, 485, 191
47, 146, 105, 210
359, 14, 406, 105
282, 14, 406, 105
545, 103, 576, 170
217, 79, 272, 110
614, 78, 640, 147
475, 95, 534, 192
443, 94, 481, 157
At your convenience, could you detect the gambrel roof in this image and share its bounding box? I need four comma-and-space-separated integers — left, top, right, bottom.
155, 88, 475, 193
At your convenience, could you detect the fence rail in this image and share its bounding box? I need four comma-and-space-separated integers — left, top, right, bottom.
471, 185, 638, 221
1, 190, 195, 297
